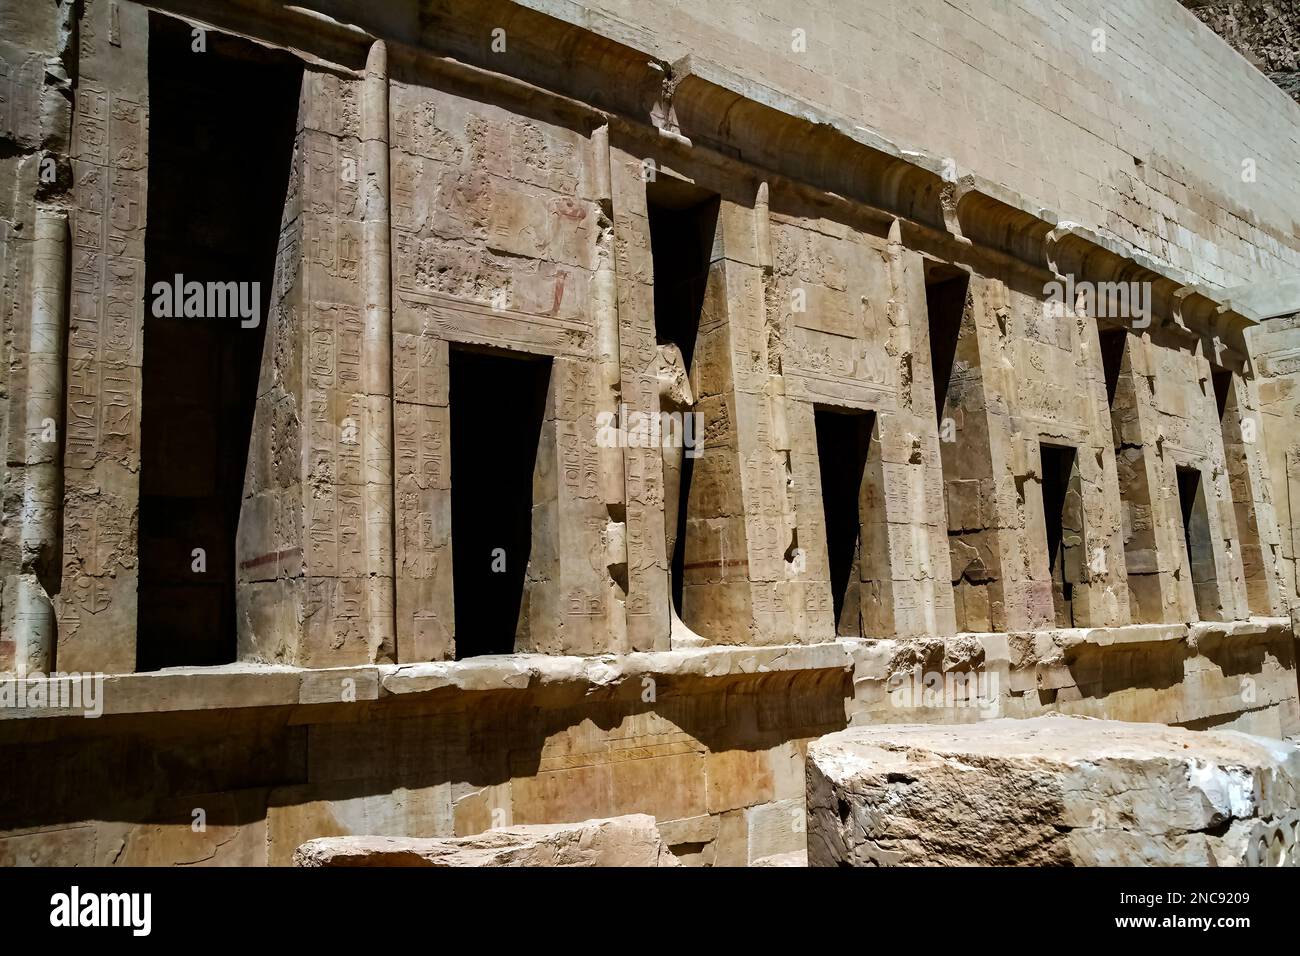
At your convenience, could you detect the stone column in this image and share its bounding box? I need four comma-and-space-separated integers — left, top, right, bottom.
591, 124, 629, 653
753, 181, 813, 641
944, 275, 1013, 632
610, 146, 670, 651
1192, 347, 1251, 622
9, 207, 69, 673
691, 200, 794, 645
361, 40, 396, 662
1107, 332, 1179, 623
0, 0, 72, 676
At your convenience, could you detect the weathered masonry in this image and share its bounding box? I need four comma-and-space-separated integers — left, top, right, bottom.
1, 0, 1298, 866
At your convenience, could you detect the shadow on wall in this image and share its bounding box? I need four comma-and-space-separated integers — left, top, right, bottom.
0, 668, 851, 865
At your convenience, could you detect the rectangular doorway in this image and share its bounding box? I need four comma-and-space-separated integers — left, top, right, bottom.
1211, 368, 1269, 614
1176, 465, 1220, 620
814, 407, 876, 637
137, 17, 302, 670
449, 347, 552, 658
646, 181, 719, 619
1040, 443, 1081, 627
925, 272, 970, 427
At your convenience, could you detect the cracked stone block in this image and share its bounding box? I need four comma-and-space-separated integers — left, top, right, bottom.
807, 714, 1300, 866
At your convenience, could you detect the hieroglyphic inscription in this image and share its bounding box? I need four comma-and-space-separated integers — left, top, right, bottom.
305, 301, 365, 578
57, 63, 148, 671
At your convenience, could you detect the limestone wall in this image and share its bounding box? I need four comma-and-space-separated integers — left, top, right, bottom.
1252, 315, 1300, 604
0, 649, 851, 867
543, 0, 1300, 288
0, 0, 1297, 867
1, 0, 1291, 668
0, 624, 1293, 866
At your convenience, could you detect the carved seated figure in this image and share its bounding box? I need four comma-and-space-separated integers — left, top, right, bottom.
655, 341, 708, 649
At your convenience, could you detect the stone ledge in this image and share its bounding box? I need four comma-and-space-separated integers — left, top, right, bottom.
844, 617, 1299, 736
1004, 617, 1291, 654
379, 640, 853, 697
846, 617, 1290, 668
293, 814, 680, 867
1, 620, 1288, 722
0, 641, 855, 721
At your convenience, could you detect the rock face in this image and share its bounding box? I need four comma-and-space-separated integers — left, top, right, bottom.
807, 715, 1300, 866
1183, 1, 1300, 103
293, 815, 680, 867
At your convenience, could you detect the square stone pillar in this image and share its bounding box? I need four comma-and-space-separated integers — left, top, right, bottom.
238, 62, 395, 666
610, 147, 669, 651
1139, 339, 1250, 623
677, 239, 775, 643
962, 276, 1130, 631
1222, 369, 1286, 615
1106, 332, 1180, 622
942, 276, 1023, 630
56, 0, 149, 674
876, 228, 957, 638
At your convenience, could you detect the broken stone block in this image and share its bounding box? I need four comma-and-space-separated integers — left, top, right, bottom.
807, 715, 1300, 866
292, 814, 679, 867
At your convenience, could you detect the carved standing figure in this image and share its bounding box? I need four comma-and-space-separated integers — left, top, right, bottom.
655, 341, 708, 648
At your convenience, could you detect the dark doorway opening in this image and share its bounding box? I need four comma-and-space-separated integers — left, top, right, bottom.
449, 347, 552, 658
1176, 464, 1219, 620
647, 181, 719, 616
1211, 367, 1268, 613
1098, 327, 1128, 407
924, 272, 970, 426
1097, 325, 1163, 622
138, 17, 302, 670
925, 266, 998, 631
1211, 368, 1232, 421
814, 407, 875, 635
1040, 443, 1080, 627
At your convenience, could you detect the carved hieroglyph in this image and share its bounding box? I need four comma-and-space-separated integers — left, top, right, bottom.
55, 0, 149, 675
238, 56, 395, 667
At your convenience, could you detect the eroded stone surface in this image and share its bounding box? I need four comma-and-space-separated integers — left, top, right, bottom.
751, 850, 807, 867
293, 815, 679, 867
808, 715, 1300, 866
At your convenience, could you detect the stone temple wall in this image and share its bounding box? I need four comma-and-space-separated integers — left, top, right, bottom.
0, 0, 1298, 866
541, 0, 1300, 290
